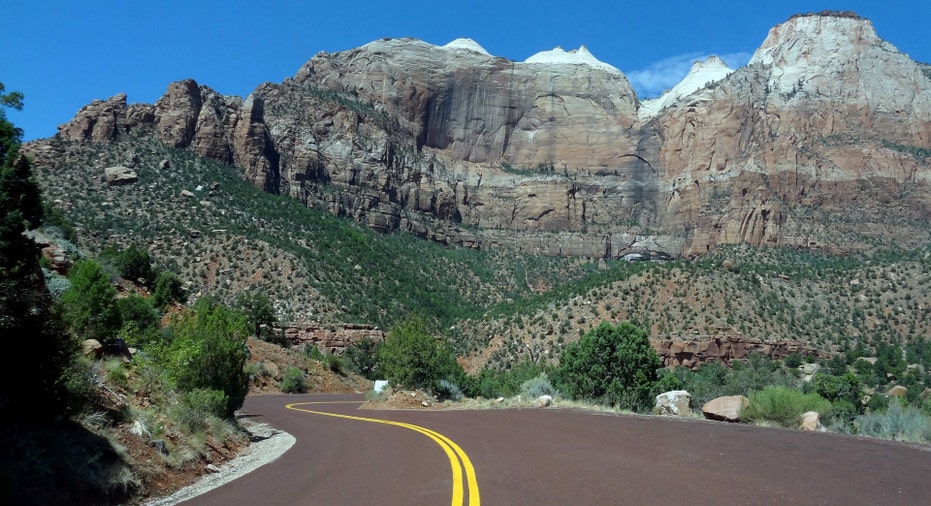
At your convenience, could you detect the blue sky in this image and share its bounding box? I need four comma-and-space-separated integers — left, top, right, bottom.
4, 1, 930, 141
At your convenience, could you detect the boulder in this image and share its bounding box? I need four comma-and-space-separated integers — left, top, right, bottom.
799, 411, 825, 431
537, 395, 553, 408
702, 395, 750, 422
103, 165, 138, 186
83, 339, 102, 358
654, 390, 692, 416
887, 385, 908, 398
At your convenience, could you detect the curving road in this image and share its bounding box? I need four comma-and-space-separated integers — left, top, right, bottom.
183, 394, 931, 505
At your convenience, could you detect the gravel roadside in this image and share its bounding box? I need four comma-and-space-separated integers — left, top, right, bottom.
143, 421, 294, 506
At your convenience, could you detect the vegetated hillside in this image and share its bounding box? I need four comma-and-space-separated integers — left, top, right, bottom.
30, 130, 931, 377
456, 245, 931, 372
29, 133, 599, 330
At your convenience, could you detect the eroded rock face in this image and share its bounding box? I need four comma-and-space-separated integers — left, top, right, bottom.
46, 12, 931, 258
279, 323, 383, 355
653, 336, 815, 368
649, 14, 931, 254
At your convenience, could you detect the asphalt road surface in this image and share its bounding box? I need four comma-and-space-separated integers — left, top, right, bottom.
182, 393, 931, 505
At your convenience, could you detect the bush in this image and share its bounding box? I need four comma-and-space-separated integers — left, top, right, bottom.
784, 353, 803, 369
808, 372, 863, 422
116, 294, 160, 334
174, 388, 228, 432
344, 338, 381, 380
468, 359, 545, 399
435, 379, 463, 402
304, 345, 324, 361
152, 270, 186, 309
110, 245, 155, 284
376, 314, 462, 392
520, 373, 558, 398
163, 298, 250, 417
61, 260, 121, 342
325, 353, 344, 374
855, 402, 931, 444
279, 366, 307, 393
743, 386, 831, 427
554, 321, 660, 412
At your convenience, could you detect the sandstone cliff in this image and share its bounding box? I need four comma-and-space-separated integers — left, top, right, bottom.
43, 12, 931, 258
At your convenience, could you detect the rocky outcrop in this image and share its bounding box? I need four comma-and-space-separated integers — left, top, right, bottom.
44, 12, 931, 259
278, 323, 384, 355
650, 14, 931, 254
653, 336, 815, 368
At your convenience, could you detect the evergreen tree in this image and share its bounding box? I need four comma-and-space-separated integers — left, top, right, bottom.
377, 314, 462, 392
554, 321, 662, 412
233, 290, 277, 340
0, 84, 84, 421
61, 260, 121, 342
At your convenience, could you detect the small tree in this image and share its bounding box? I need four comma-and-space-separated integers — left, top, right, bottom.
554, 321, 661, 412
113, 245, 155, 284
377, 314, 461, 392
344, 337, 381, 380
233, 290, 277, 341
152, 270, 186, 309
164, 297, 250, 417
61, 260, 121, 342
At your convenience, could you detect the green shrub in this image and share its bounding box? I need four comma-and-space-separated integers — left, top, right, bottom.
164, 298, 250, 417
808, 372, 864, 422
743, 386, 831, 427
152, 270, 186, 309
435, 379, 463, 402
468, 359, 545, 399
304, 345, 324, 361
174, 388, 228, 432
377, 314, 462, 392
344, 338, 381, 380
520, 372, 558, 398
61, 260, 121, 342
554, 321, 661, 412
325, 353, 344, 374
110, 245, 155, 284
279, 366, 307, 393
116, 294, 160, 334
855, 402, 931, 444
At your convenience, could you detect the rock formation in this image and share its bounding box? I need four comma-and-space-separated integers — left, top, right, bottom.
653, 335, 814, 368
702, 395, 750, 422
38, 11, 931, 259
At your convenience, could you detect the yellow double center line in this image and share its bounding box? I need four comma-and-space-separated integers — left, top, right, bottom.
287, 401, 480, 506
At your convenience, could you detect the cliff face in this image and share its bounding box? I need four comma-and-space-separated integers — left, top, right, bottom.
45, 13, 931, 258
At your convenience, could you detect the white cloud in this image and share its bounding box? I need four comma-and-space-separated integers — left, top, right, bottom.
628, 51, 753, 99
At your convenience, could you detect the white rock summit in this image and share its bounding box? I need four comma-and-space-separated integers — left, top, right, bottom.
638, 55, 734, 119
524, 45, 623, 76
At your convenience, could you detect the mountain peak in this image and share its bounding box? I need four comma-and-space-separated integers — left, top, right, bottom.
749, 12, 884, 67
524, 45, 622, 76
442, 38, 491, 56
639, 55, 734, 119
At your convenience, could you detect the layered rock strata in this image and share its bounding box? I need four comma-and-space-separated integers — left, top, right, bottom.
43, 12, 931, 258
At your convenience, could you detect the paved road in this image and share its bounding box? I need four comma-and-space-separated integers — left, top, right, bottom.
183, 393, 931, 505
